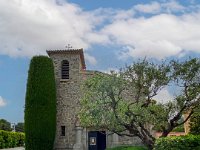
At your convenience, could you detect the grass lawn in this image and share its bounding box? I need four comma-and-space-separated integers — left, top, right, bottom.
107, 146, 148, 150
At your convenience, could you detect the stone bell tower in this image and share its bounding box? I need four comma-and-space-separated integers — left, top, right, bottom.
47, 49, 86, 150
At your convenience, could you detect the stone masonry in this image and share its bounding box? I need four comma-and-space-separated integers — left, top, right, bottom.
47, 49, 85, 150
47, 49, 143, 150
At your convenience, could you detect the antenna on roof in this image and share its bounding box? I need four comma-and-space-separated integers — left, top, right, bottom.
65, 44, 73, 50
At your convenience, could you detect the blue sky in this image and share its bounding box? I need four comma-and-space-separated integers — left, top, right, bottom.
0, 0, 200, 123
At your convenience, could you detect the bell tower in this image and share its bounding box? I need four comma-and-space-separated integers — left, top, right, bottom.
47, 49, 86, 150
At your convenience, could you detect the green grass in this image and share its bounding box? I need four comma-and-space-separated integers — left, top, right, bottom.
107, 146, 148, 150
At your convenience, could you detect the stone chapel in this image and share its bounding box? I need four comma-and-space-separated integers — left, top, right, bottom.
47, 49, 142, 150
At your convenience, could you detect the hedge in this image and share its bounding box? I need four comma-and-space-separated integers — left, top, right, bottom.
190, 109, 200, 135
153, 135, 200, 150
25, 56, 56, 150
0, 130, 25, 148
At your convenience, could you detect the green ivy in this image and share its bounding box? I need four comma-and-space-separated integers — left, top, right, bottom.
25, 56, 56, 150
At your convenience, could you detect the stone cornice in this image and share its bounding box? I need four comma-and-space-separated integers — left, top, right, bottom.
46, 49, 86, 70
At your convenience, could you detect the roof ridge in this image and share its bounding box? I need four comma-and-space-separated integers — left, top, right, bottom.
46, 48, 83, 51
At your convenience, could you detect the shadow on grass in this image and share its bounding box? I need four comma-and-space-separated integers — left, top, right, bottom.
106, 146, 148, 150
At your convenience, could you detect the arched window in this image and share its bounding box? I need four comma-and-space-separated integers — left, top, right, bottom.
61, 60, 69, 79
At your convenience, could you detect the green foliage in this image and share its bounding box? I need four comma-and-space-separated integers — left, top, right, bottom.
171, 58, 200, 107
15, 122, 24, 132
190, 108, 200, 135
80, 63, 170, 129
153, 135, 200, 150
0, 119, 12, 131
25, 56, 56, 150
0, 130, 25, 149
172, 124, 185, 132
80, 60, 172, 149
80, 58, 200, 149
154, 122, 185, 132
80, 73, 127, 130
106, 146, 148, 150
0, 119, 24, 132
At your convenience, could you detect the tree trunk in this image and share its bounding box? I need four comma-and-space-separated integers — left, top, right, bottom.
161, 126, 173, 137
138, 134, 155, 150
144, 139, 154, 150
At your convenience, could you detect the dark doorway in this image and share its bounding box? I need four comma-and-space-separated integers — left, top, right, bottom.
88, 131, 106, 150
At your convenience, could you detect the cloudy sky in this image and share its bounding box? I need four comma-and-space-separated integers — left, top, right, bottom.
1, 0, 200, 123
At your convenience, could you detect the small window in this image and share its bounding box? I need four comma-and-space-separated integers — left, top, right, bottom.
61, 126, 65, 136
61, 60, 69, 79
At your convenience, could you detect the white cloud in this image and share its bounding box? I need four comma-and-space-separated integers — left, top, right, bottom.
0, 96, 6, 107
100, 67, 119, 74
154, 88, 174, 103
84, 53, 97, 65
102, 12, 200, 59
0, 0, 106, 60
162, 0, 185, 13
134, 2, 161, 14
134, 1, 185, 14
119, 40, 182, 60
1, 0, 200, 62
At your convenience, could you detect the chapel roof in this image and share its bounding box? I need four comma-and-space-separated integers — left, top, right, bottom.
46, 48, 86, 70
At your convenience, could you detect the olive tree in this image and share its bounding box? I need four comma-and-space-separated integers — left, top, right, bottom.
80, 58, 200, 150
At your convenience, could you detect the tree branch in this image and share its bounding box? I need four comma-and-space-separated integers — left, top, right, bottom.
176, 110, 194, 126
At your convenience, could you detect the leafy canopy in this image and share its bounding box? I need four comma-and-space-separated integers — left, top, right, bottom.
80, 58, 200, 149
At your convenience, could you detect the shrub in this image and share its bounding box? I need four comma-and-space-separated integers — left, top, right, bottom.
0, 130, 25, 149
25, 56, 56, 150
153, 135, 200, 150
190, 109, 200, 135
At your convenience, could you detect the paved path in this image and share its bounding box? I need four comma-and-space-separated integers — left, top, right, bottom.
0, 148, 24, 150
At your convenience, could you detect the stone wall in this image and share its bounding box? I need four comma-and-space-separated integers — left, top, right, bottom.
48, 52, 82, 149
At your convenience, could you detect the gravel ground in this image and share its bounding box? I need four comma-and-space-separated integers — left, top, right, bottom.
0, 148, 25, 150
